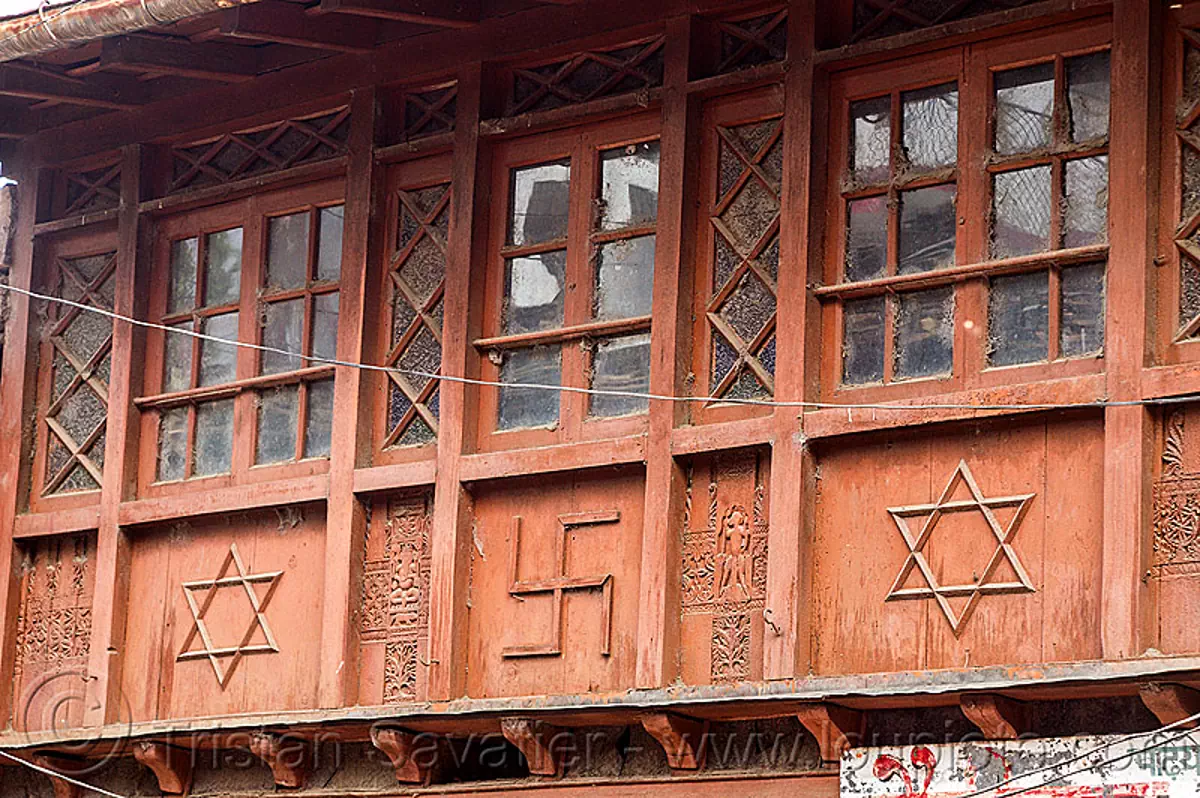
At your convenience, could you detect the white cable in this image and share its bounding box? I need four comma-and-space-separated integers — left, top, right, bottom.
0, 749, 128, 798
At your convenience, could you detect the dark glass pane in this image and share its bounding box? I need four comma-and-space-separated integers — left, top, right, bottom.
850, 96, 890, 185
168, 237, 198, 313
894, 287, 954, 379
397, 236, 445, 303
508, 160, 571, 245
842, 296, 885, 385
397, 326, 441, 391
992, 166, 1051, 259
1067, 51, 1110, 143
256, 385, 299, 465
902, 82, 958, 171
1060, 262, 1105, 358
599, 141, 659, 231
711, 333, 738, 392
498, 346, 561, 430
988, 271, 1049, 367
156, 407, 188, 482
720, 176, 778, 250
163, 321, 194, 393
1183, 255, 1200, 335
898, 184, 956, 275
198, 312, 238, 386
994, 63, 1055, 155
304, 379, 335, 458
203, 228, 243, 306
193, 399, 234, 476
316, 205, 345, 281
846, 195, 887, 281
261, 298, 303, 375
590, 333, 651, 417
504, 250, 566, 334
719, 270, 775, 344
266, 212, 310, 291
312, 292, 340, 362
596, 235, 655, 320
1063, 156, 1108, 248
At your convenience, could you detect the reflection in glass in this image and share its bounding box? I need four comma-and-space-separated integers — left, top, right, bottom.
1067, 51, 1110, 144
317, 205, 345, 281
846, 196, 887, 281
596, 235, 655, 320
204, 228, 243, 306
198, 312, 238, 386
992, 166, 1052, 259
169, 237, 198, 313
498, 346, 561, 430
157, 407, 188, 482
261, 299, 304, 375
256, 385, 298, 465
193, 399, 234, 476
163, 322, 194, 393
989, 271, 1049, 367
842, 296, 885, 385
304, 379, 335, 458
504, 250, 566, 334
899, 184, 956, 275
508, 160, 571, 246
994, 63, 1055, 155
590, 334, 651, 418
1063, 156, 1108, 248
1060, 262, 1105, 358
902, 83, 958, 171
599, 142, 660, 231
850, 96, 890, 185
894, 287, 953, 379
267, 212, 310, 290
313, 293, 340, 362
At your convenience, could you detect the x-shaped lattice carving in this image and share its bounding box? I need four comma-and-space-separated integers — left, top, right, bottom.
715, 9, 788, 74
851, 0, 1036, 43
509, 37, 664, 115
177, 543, 283, 688
402, 84, 457, 140
885, 460, 1036, 635
62, 163, 121, 217
1176, 30, 1200, 340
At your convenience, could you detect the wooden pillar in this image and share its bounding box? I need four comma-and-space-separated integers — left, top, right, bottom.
635, 14, 695, 689
1101, 0, 1158, 660
318, 86, 381, 707
426, 63, 484, 700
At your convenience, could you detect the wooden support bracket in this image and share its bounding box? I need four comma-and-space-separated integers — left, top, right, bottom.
640, 712, 708, 771
500, 718, 568, 777
796, 703, 865, 764
31, 755, 84, 798
1140, 682, 1200, 727
247, 733, 310, 789
370, 727, 433, 785
960, 694, 1028, 740
132, 741, 192, 795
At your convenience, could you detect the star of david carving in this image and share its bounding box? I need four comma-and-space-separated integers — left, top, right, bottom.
177, 543, 283, 688
885, 460, 1036, 636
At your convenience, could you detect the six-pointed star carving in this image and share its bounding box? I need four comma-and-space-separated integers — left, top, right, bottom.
885, 460, 1036, 636
177, 543, 283, 688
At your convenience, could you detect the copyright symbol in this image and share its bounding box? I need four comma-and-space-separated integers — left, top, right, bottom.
18, 667, 132, 775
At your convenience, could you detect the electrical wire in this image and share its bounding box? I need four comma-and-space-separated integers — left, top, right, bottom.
0, 749, 128, 798
0, 0, 89, 48
1, 280, 1194, 413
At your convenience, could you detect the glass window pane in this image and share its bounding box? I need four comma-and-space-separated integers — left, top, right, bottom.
842, 296, 885, 386
1060, 262, 1105, 358
156, 407, 188, 482
261, 298, 304, 375
898, 184, 956, 275
895, 287, 954, 379
596, 235, 655, 320
266, 212, 311, 291
193, 399, 234, 477
599, 141, 660, 231
508, 160, 571, 246
256, 385, 299, 465
846, 196, 887, 282
312, 293, 340, 362
988, 271, 1049, 367
902, 82, 958, 171
1063, 156, 1108, 248
163, 322, 194, 393
498, 346, 561, 430
198, 312, 238, 386
1067, 51, 1110, 143
316, 205, 345, 281
850, 96, 890, 185
992, 166, 1052, 259
504, 250, 566, 334
590, 333, 651, 418
203, 228, 242, 306
994, 63, 1055, 155
168, 237, 198, 314
304, 379, 335, 458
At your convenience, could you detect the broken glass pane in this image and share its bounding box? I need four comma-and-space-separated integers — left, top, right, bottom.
1063, 156, 1108, 248
1067, 50, 1110, 144
590, 333, 651, 417
988, 271, 1049, 367
894, 287, 954, 379
596, 235, 655, 320
163, 322, 194, 393
312, 292, 340, 362
267, 212, 310, 291
169, 237, 198, 313
842, 295, 885, 386
199, 312, 238, 386
498, 346, 560, 430
316, 205, 345, 282
1060, 262, 1105, 358
304, 379, 335, 458
994, 62, 1055, 155
261, 298, 303, 375
850, 96, 890, 185
194, 399, 234, 477
256, 385, 298, 465
898, 184, 956, 274
846, 195, 887, 282
504, 250, 566, 334
902, 82, 958, 172
204, 227, 243, 307
992, 166, 1051, 259
599, 141, 659, 231
508, 159, 571, 246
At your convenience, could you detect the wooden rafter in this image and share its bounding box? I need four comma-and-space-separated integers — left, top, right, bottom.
318, 0, 478, 28
101, 36, 261, 83
0, 65, 145, 109
221, 1, 378, 52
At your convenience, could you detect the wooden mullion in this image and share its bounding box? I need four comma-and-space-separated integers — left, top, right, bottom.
1047, 264, 1062, 361
886, 90, 901, 278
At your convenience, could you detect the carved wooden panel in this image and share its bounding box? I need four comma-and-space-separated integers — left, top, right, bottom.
357, 491, 432, 705
120, 506, 325, 721
1172, 25, 1200, 341
811, 417, 1103, 675
506, 36, 665, 116
399, 82, 457, 141
466, 468, 645, 698
679, 449, 769, 685
10, 534, 96, 733
51, 160, 121, 219
849, 0, 1041, 43
714, 8, 787, 75
1152, 408, 1200, 654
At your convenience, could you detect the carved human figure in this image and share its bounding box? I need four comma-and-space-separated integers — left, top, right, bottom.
715, 506, 752, 601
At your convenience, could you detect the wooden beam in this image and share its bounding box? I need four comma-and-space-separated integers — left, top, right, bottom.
500, 718, 568, 777
318, 0, 478, 28
641, 712, 708, 771
0, 98, 34, 139
1139, 683, 1200, 727
133, 742, 193, 795
795, 704, 864, 764
247, 733, 310, 788
220, 0, 378, 52
31, 755, 83, 798
101, 36, 261, 83
960, 694, 1028, 740
0, 66, 145, 109
370, 727, 434, 784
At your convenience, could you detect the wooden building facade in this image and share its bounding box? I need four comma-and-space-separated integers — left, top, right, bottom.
0, 0, 1197, 794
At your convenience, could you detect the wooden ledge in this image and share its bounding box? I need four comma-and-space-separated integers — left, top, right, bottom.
247, 733, 309, 789
370, 727, 433, 784
960, 694, 1028, 740
795, 704, 864, 764
460, 435, 646, 483
641, 712, 708, 771
501, 718, 568, 777
118, 473, 328, 527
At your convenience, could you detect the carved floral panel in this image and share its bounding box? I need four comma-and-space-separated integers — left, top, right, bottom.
1153, 408, 1200, 654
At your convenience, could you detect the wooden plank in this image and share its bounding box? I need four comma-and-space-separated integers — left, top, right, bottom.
32, 207, 121, 237
139, 157, 347, 216
0, 66, 145, 110
100, 36, 262, 83
352, 459, 438, 493
669, 415, 775, 456
118, 474, 329, 527
11, 506, 101, 539
318, 0, 479, 28
220, 0, 379, 52
459, 436, 646, 483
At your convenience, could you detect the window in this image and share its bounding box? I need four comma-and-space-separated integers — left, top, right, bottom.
478, 115, 659, 445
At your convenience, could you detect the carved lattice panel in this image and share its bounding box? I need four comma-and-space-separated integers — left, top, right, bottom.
508, 36, 665, 115
850, 0, 1040, 43
1152, 409, 1200, 654
169, 107, 351, 193
715, 9, 788, 74
1175, 28, 1200, 340
680, 450, 769, 685
400, 83, 457, 141
40, 250, 116, 497
55, 161, 121, 219
11, 534, 96, 733
707, 116, 782, 401
384, 181, 449, 449
358, 492, 432, 705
